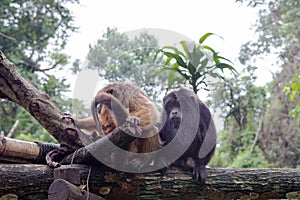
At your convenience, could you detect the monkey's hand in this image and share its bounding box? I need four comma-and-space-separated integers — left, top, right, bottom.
94, 93, 113, 109
46, 148, 67, 168
61, 112, 76, 126
94, 93, 130, 127
120, 116, 143, 136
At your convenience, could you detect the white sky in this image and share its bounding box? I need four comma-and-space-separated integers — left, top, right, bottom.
66, 0, 255, 60
61, 0, 279, 131
64, 0, 277, 86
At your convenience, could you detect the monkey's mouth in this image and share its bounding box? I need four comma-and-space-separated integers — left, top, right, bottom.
170, 117, 181, 128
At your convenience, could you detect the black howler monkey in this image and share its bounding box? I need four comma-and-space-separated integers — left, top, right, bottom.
159, 88, 216, 183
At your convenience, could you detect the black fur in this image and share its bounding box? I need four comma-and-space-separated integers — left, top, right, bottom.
159, 88, 216, 183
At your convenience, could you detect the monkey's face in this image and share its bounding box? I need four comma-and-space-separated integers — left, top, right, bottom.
163, 94, 181, 129
99, 105, 117, 135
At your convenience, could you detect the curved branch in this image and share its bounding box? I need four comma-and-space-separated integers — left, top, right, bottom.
0, 51, 86, 153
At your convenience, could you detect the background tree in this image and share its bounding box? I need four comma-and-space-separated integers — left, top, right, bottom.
209, 66, 271, 168
85, 27, 168, 101
237, 0, 300, 167
0, 0, 79, 141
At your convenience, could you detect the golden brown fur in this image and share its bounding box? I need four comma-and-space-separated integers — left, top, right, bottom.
76, 82, 162, 153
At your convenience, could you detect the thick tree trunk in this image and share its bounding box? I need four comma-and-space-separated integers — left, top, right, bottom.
0, 164, 299, 200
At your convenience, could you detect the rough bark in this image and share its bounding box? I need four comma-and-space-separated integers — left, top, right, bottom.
0, 164, 299, 200
0, 164, 53, 199
0, 51, 88, 153
48, 179, 105, 200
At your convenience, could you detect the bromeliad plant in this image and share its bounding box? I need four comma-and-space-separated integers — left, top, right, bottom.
155, 33, 237, 94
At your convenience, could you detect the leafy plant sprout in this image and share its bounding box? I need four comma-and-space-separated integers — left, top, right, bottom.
155, 33, 237, 94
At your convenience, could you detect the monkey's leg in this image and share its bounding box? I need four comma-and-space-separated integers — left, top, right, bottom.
185, 157, 208, 183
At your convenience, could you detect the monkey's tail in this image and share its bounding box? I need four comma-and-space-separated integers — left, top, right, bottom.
91, 98, 104, 137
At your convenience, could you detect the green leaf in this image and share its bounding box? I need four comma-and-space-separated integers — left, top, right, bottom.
149, 68, 167, 79
167, 70, 176, 88
199, 32, 223, 44
173, 68, 190, 80
216, 55, 234, 64
170, 62, 180, 69
189, 46, 203, 66
283, 86, 291, 93
180, 41, 193, 57
199, 33, 214, 44
163, 51, 188, 68
162, 46, 185, 57
200, 57, 209, 68
154, 49, 162, 61
164, 56, 173, 65
202, 45, 217, 55
210, 72, 222, 78
216, 63, 237, 73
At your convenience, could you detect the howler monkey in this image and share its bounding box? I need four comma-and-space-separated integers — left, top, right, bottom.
75, 82, 162, 153
159, 88, 216, 183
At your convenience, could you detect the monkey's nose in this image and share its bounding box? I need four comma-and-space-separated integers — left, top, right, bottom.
171, 111, 178, 117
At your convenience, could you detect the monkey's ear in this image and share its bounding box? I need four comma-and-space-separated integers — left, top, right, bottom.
106, 89, 114, 94
189, 94, 197, 103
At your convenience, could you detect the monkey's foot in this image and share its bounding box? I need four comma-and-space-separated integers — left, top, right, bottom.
192, 164, 207, 183
46, 148, 68, 168
121, 116, 142, 136
126, 116, 141, 126
158, 165, 171, 176
130, 156, 153, 171
130, 158, 144, 170
61, 113, 76, 125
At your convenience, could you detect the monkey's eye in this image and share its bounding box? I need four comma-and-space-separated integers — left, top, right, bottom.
164, 103, 177, 113
107, 89, 114, 94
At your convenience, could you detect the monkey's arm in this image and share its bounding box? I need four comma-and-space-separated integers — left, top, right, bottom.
92, 92, 130, 130
73, 116, 97, 132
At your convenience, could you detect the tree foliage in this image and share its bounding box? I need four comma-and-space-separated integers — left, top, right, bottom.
284, 71, 300, 117
85, 27, 168, 101
237, 0, 300, 167
0, 0, 78, 141
210, 67, 271, 168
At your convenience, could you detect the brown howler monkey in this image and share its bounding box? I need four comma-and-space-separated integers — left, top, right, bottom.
75, 82, 162, 154
159, 88, 216, 183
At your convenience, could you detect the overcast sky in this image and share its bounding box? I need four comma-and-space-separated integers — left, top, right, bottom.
66, 0, 254, 61
63, 0, 277, 86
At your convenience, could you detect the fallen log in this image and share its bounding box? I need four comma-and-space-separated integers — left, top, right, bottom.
0, 164, 299, 200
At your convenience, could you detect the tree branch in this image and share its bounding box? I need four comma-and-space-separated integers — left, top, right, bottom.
0, 51, 87, 153
6, 119, 19, 138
